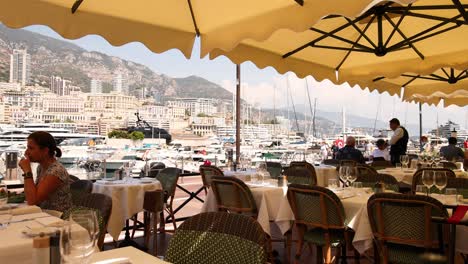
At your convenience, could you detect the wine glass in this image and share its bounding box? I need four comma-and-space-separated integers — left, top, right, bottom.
434, 171, 447, 195
347, 167, 358, 188
421, 170, 434, 196
400, 155, 409, 169
339, 166, 349, 188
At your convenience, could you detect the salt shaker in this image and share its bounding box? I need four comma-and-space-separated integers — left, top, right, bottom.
49, 230, 61, 264
32, 233, 50, 264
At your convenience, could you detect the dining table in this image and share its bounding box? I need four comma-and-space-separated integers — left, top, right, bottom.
0, 205, 63, 264
92, 178, 162, 241
378, 167, 467, 185
90, 246, 170, 263
201, 179, 468, 256
223, 165, 338, 187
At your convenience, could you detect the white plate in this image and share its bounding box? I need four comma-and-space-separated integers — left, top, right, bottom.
22, 227, 59, 237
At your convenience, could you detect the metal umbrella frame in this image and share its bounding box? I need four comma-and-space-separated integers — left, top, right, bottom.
209, 0, 467, 93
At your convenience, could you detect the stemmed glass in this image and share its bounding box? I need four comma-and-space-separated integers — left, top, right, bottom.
400, 155, 409, 169
422, 170, 435, 196
434, 171, 447, 195
347, 167, 358, 188
339, 166, 349, 188
61, 210, 98, 264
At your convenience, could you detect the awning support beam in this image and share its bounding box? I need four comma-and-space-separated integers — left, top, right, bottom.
187, 0, 200, 36
71, 0, 84, 14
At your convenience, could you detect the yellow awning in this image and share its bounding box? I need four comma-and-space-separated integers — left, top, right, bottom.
0, 0, 416, 58
209, 0, 467, 94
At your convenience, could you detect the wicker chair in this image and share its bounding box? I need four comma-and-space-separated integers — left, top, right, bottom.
356, 164, 378, 177
156, 167, 180, 232
440, 161, 457, 170
411, 168, 456, 194
339, 160, 357, 167
265, 162, 283, 179
146, 162, 166, 178
142, 190, 165, 255
68, 174, 80, 182
70, 179, 93, 204
323, 159, 340, 166
284, 161, 317, 186
356, 173, 399, 192
370, 160, 394, 170
445, 177, 468, 198
287, 184, 356, 264
367, 193, 448, 264
199, 165, 224, 193
63, 193, 112, 250
210, 176, 257, 216
165, 212, 267, 264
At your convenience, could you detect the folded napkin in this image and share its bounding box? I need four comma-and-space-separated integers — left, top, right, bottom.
11, 212, 50, 222
448, 205, 468, 224
11, 205, 42, 215
35, 216, 64, 227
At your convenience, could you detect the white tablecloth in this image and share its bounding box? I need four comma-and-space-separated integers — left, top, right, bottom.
223, 166, 338, 187
315, 165, 338, 187
92, 179, 162, 240
201, 183, 293, 236
378, 168, 468, 185
90, 246, 169, 263
0, 210, 64, 264
336, 192, 468, 255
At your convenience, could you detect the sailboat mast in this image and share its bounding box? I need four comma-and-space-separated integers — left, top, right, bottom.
342, 107, 346, 141
305, 78, 314, 137
287, 77, 300, 132
372, 96, 381, 135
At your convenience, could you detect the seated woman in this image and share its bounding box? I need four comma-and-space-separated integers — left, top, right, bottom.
370, 139, 390, 161
19, 131, 72, 212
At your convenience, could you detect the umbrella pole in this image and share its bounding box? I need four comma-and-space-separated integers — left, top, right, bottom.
419, 102, 423, 152
236, 64, 241, 167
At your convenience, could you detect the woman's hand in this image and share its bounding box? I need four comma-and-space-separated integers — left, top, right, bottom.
19, 156, 32, 174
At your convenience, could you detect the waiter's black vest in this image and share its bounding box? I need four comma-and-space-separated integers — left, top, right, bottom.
390, 126, 409, 155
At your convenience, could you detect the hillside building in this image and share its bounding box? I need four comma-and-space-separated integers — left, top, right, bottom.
9, 49, 31, 86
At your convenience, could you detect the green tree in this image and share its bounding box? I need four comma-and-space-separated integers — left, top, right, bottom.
129, 131, 145, 141
108, 130, 129, 139
197, 113, 209, 117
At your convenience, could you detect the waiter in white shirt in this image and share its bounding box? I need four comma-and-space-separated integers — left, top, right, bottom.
388, 118, 409, 165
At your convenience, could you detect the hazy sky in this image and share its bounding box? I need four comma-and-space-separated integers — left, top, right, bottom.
24, 25, 468, 131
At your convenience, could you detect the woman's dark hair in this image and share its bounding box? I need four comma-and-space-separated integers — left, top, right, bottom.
28, 131, 62, 158
376, 139, 386, 148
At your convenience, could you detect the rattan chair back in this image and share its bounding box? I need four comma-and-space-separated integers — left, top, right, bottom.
323, 159, 339, 166
156, 167, 180, 198
165, 212, 267, 264
411, 168, 456, 193
370, 160, 394, 170
367, 193, 448, 262
357, 173, 399, 192
285, 161, 317, 186
211, 176, 257, 215
199, 165, 224, 189
265, 162, 282, 179
287, 184, 346, 229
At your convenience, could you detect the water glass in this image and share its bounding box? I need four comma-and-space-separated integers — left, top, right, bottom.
352, 182, 363, 189
395, 163, 402, 170
61, 210, 98, 264
0, 183, 7, 206
0, 208, 12, 229
445, 188, 457, 205
415, 185, 428, 195
328, 179, 338, 189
